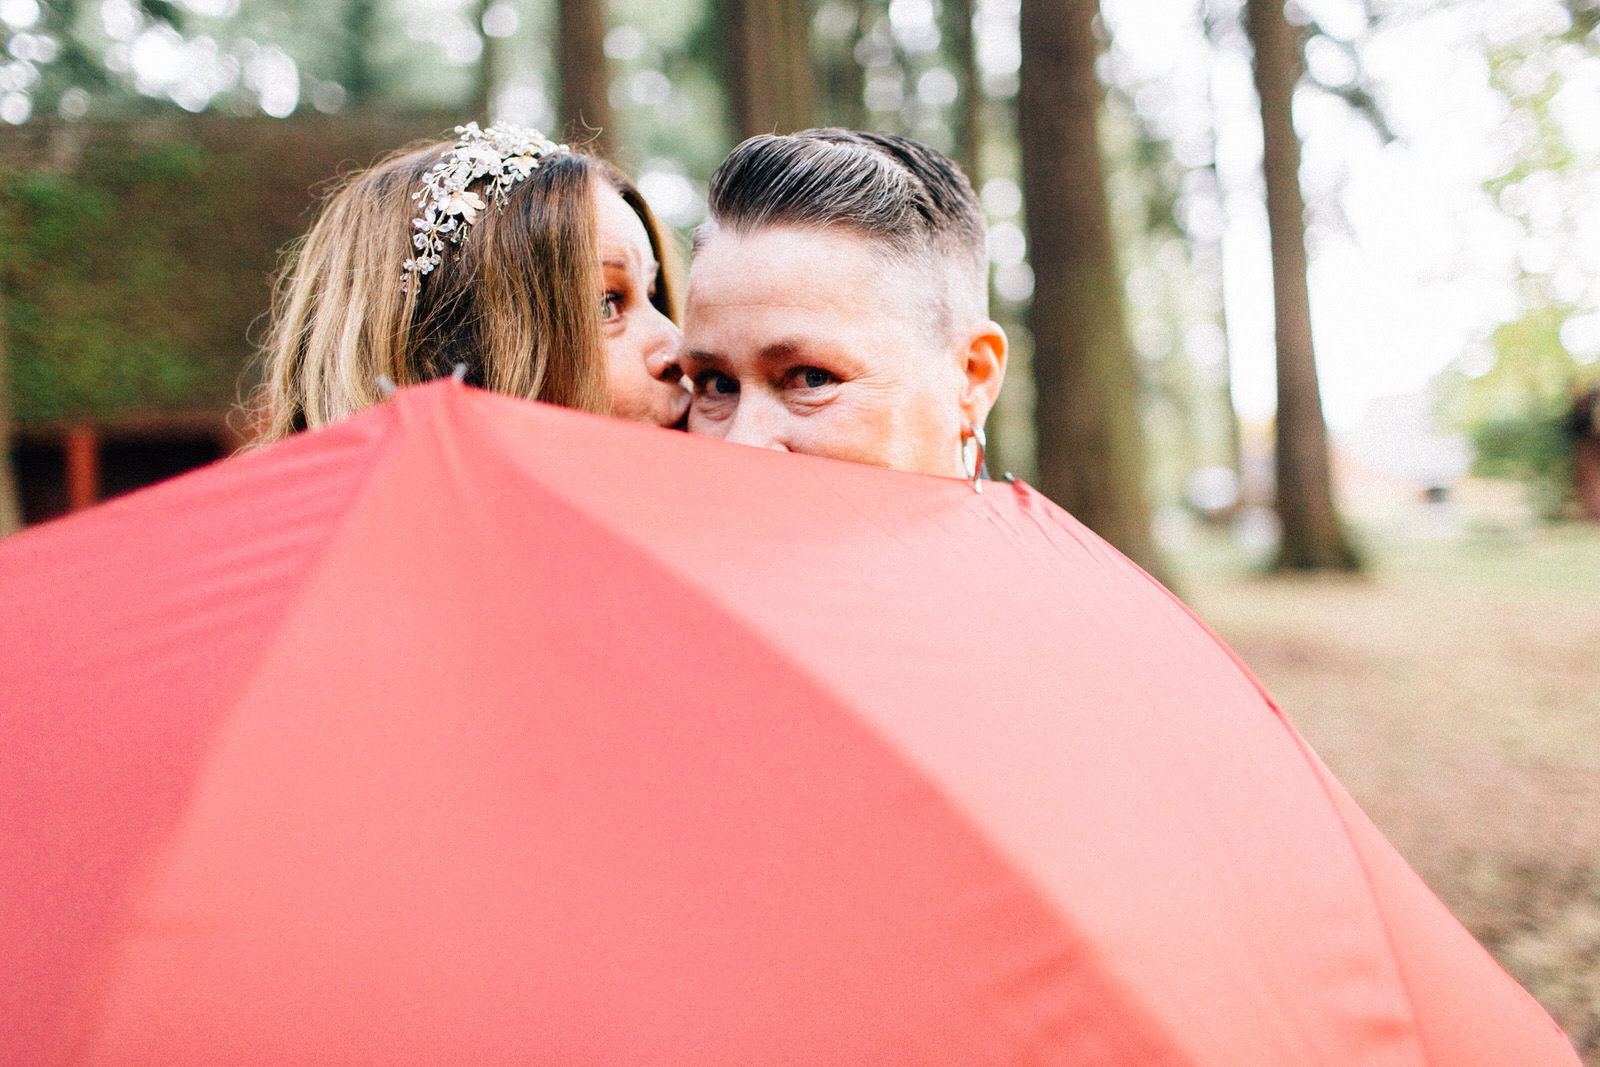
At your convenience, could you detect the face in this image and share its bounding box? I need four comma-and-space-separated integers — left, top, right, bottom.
593, 179, 688, 427
681, 226, 972, 476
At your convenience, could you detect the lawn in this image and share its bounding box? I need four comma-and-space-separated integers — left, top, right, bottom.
1179, 521, 1600, 1059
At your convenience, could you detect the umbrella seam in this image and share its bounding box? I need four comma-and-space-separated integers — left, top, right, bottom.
1006, 482, 1443, 1062
11, 404, 409, 1064
1114, 539, 1439, 1065
505, 458, 1400, 1061
456, 420, 1126, 1057
439, 396, 1519, 1063
207, 406, 409, 739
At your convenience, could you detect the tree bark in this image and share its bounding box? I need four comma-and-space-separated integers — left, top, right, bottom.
1245, 0, 1359, 570
1195, 14, 1247, 487
723, 0, 816, 139
340, 0, 381, 107
1196, 167, 1244, 486
943, 0, 981, 181
1018, 0, 1163, 578
468, 0, 510, 125
557, 0, 615, 157
814, 0, 869, 129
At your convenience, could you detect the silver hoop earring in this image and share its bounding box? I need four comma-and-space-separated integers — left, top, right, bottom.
961, 424, 987, 494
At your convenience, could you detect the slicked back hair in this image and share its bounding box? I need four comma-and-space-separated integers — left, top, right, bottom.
702, 129, 988, 338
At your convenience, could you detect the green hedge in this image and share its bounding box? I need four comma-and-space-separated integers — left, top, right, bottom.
0, 112, 460, 427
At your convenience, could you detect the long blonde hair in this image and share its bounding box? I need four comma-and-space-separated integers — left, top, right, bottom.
251, 135, 677, 442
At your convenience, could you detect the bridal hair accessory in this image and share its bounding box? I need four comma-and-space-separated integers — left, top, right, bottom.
402, 123, 570, 282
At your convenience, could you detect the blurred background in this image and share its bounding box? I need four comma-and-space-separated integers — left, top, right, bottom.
0, 0, 1595, 1056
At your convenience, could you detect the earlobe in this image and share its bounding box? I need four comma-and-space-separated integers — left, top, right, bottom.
958, 321, 1008, 429
960, 422, 987, 492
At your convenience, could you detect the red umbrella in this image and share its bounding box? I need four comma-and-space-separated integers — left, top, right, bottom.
1, 380, 1575, 1065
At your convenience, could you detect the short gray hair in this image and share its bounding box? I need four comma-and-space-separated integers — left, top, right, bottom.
702, 129, 988, 333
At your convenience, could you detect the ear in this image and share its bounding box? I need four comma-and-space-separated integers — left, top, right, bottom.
956, 320, 1008, 430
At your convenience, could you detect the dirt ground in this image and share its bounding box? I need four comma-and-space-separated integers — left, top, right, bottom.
1179, 522, 1600, 1060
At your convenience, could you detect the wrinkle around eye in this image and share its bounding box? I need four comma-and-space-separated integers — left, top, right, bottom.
785, 366, 837, 391
691, 369, 740, 397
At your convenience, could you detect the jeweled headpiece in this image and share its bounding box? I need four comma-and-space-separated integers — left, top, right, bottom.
401, 122, 570, 282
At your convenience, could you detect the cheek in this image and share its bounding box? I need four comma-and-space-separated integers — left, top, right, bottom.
602, 334, 652, 416
794, 386, 904, 464
912, 378, 962, 435
603, 334, 642, 384
863, 365, 964, 473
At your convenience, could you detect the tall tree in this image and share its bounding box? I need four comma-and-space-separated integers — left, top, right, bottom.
942, 0, 981, 179
1244, 0, 1359, 570
557, 0, 615, 156
340, 0, 383, 107
1198, 4, 1247, 482
813, 0, 870, 130
721, 0, 816, 139
471, 0, 508, 125
1018, 0, 1163, 578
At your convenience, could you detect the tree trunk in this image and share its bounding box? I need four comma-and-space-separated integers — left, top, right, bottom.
1244, 0, 1359, 570
1196, 167, 1244, 486
814, 0, 869, 129
340, 0, 381, 107
1018, 0, 1163, 579
0, 286, 22, 537
1196, 14, 1246, 486
469, 0, 506, 125
943, 0, 981, 181
1216, 299, 1245, 482
557, 0, 615, 157
723, 0, 816, 139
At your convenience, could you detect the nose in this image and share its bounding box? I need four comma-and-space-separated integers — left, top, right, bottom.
644, 309, 683, 385
720, 391, 789, 451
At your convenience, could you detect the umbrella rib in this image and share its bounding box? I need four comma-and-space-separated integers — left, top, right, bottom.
212, 411, 412, 731
1003, 485, 1447, 1059
1126, 559, 1438, 1060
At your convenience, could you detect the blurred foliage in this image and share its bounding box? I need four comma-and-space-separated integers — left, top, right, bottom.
0, 138, 213, 422
0, 0, 1361, 520
1097, 13, 1241, 513
1443, 3, 1600, 515
0, 0, 1507, 543
608, 0, 728, 178
1469, 412, 1571, 498
1441, 304, 1599, 516
0, 113, 456, 426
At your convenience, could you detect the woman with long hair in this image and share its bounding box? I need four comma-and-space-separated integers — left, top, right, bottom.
252, 123, 686, 442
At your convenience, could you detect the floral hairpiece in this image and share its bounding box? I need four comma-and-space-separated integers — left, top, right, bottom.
401, 122, 570, 282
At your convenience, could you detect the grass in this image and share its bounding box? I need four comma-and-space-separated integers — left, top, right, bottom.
1177, 521, 1600, 1060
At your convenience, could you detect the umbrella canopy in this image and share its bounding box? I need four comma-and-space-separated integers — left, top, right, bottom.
1, 380, 1576, 1066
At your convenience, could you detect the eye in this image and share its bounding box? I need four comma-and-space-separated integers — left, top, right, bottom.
600, 293, 622, 322
788, 366, 837, 390
695, 371, 739, 396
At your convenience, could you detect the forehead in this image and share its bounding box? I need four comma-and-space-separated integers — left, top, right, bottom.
593, 180, 652, 260
686, 225, 920, 329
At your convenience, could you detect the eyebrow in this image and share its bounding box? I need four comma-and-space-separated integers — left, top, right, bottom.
602, 254, 661, 277
682, 339, 834, 366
